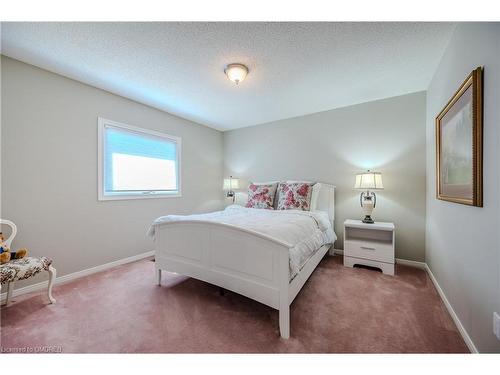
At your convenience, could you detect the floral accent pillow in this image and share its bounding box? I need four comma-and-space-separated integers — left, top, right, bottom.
276, 182, 314, 211
245, 183, 278, 209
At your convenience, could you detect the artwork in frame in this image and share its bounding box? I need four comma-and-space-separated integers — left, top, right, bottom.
436, 67, 483, 206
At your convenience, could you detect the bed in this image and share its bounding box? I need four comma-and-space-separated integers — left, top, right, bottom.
149, 182, 336, 338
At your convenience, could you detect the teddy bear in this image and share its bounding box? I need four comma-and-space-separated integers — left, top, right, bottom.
0, 232, 28, 264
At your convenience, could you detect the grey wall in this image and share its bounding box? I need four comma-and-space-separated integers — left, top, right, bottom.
1, 56, 224, 288
425, 23, 500, 352
224, 91, 427, 261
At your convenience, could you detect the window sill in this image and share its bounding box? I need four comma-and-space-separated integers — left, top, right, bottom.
98, 192, 182, 201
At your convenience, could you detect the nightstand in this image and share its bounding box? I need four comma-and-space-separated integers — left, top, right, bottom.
343, 219, 395, 275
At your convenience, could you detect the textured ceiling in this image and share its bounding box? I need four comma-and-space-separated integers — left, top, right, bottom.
1, 22, 455, 130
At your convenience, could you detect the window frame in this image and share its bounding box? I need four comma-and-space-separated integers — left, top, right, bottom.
97, 117, 182, 201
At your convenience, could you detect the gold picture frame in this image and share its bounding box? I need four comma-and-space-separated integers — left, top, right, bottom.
436, 67, 483, 206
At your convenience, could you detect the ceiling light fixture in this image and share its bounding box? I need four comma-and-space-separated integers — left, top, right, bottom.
224, 63, 248, 85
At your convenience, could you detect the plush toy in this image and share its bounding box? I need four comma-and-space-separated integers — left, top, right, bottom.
0, 233, 11, 264
0, 232, 28, 264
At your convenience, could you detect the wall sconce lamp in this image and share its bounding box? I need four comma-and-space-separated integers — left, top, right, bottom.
354, 170, 384, 224
223, 176, 240, 203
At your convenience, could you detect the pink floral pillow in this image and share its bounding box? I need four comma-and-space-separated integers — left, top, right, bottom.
245, 183, 278, 209
276, 182, 314, 211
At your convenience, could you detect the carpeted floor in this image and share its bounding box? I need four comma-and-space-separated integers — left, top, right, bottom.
0, 255, 468, 353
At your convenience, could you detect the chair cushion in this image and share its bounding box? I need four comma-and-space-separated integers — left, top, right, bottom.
1, 257, 52, 284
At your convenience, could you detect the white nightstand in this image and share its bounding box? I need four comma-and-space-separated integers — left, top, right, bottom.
343, 219, 395, 275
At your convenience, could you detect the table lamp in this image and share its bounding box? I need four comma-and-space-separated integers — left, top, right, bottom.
354, 170, 384, 224
223, 176, 240, 203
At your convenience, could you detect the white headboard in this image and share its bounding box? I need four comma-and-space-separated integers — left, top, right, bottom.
310, 183, 336, 228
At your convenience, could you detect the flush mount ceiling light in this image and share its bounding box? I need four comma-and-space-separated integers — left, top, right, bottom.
224, 63, 249, 85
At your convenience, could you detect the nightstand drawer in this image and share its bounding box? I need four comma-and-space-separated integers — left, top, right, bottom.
344, 240, 394, 263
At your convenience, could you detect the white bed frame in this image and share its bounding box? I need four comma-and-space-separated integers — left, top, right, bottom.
154, 183, 335, 339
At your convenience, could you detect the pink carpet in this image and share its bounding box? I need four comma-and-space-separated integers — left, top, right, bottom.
0, 256, 468, 353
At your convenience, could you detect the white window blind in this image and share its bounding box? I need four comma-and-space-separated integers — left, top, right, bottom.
98, 118, 181, 200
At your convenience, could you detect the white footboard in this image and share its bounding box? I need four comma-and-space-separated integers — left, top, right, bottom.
154, 221, 292, 337
154, 184, 335, 339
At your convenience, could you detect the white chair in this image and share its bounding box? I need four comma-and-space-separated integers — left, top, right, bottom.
1, 219, 56, 306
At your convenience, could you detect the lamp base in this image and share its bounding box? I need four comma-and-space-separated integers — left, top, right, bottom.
362, 215, 374, 224
226, 191, 236, 203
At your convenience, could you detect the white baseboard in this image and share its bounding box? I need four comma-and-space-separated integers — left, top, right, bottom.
1, 251, 154, 303
334, 248, 477, 352
424, 264, 478, 353
395, 258, 427, 269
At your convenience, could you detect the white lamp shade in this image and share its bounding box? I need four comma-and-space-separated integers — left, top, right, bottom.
354, 171, 384, 190
223, 177, 240, 190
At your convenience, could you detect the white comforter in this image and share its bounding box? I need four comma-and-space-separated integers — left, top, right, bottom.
149, 205, 336, 279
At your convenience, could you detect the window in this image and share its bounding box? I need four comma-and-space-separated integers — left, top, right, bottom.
98, 118, 181, 200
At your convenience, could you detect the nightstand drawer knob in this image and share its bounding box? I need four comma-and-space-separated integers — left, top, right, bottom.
360, 246, 376, 251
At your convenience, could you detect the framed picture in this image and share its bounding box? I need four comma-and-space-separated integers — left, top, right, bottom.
436, 67, 483, 206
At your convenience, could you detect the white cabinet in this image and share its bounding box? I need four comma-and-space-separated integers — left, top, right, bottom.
343, 219, 395, 275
